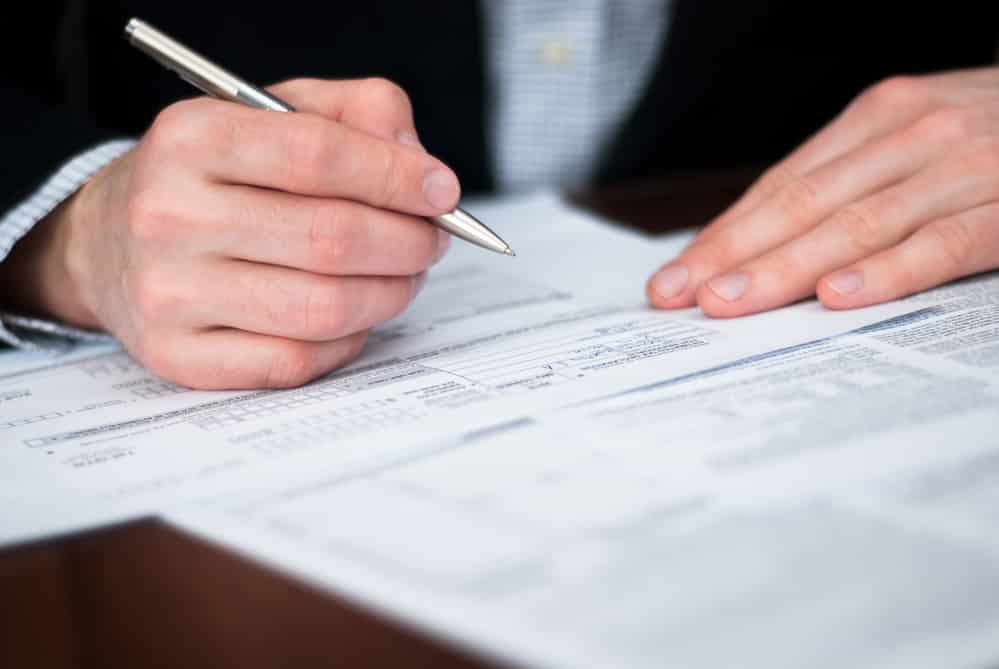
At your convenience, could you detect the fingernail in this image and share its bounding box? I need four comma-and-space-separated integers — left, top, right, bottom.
707, 272, 749, 302
433, 229, 451, 265
397, 130, 424, 149
413, 272, 428, 297
423, 169, 459, 211
651, 265, 689, 300
825, 270, 864, 295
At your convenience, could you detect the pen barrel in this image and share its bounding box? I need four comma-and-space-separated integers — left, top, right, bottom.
124, 18, 293, 112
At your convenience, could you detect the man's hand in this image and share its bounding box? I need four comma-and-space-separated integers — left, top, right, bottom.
2, 78, 457, 389
648, 67, 999, 317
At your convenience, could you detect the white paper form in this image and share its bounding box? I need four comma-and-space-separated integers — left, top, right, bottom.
459, 192, 695, 303
167, 273, 999, 669
0, 193, 941, 546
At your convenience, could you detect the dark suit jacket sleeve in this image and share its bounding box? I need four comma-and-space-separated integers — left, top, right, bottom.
0, 3, 126, 215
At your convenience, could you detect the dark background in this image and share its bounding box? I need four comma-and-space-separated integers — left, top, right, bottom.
3, 1, 998, 214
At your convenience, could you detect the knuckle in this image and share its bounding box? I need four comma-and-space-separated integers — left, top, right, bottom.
283, 117, 335, 189
687, 235, 736, 271
372, 143, 406, 207
829, 205, 884, 253
751, 164, 795, 201
925, 218, 976, 271
134, 335, 180, 383
361, 77, 412, 114
862, 76, 924, 110
146, 106, 185, 150
145, 100, 215, 156
307, 202, 357, 269
124, 190, 177, 242
300, 281, 349, 338
772, 177, 820, 225
913, 106, 978, 143
765, 249, 804, 280
263, 341, 316, 389
129, 270, 184, 323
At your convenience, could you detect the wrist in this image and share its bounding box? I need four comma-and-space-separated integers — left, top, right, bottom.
0, 186, 100, 329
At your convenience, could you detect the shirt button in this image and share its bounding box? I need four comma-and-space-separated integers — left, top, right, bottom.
540, 39, 572, 65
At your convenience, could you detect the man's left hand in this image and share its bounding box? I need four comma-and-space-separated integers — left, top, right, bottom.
648, 66, 999, 316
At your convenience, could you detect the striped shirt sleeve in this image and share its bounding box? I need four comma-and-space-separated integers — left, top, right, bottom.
0, 139, 136, 350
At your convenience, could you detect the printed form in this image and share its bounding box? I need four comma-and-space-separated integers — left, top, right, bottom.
3, 193, 999, 667
170, 272, 999, 669
1, 194, 914, 541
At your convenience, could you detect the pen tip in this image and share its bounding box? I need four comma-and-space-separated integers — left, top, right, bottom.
504, 247, 516, 256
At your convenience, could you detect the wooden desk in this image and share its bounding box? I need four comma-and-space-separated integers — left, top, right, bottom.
0, 168, 759, 669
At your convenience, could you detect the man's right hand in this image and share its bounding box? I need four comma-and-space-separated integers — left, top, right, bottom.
2, 78, 458, 389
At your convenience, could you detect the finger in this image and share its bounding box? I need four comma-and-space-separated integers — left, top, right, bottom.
919, 65, 999, 95
215, 107, 458, 213
143, 329, 368, 390
203, 185, 449, 276
647, 110, 970, 309
817, 204, 999, 310
708, 83, 935, 226
695, 140, 999, 317
694, 186, 921, 318
268, 78, 423, 147
188, 262, 424, 341
703, 71, 999, 234
155, 98, 460, 215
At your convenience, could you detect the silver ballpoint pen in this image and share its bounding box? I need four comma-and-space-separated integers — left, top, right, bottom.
123, 18, 515, 256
